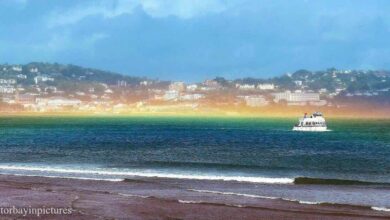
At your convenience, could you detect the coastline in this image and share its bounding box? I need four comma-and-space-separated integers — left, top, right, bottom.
1, 112, 390, 119
0, 174, 389, 219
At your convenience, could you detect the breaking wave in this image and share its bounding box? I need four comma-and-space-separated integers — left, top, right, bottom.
0, 164, 294, 184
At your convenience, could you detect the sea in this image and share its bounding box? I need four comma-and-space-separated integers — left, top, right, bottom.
0, 116, 389, 210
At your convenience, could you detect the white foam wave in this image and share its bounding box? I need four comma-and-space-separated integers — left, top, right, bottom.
298, 200, 320, 205
190, 189, 324, 205
178, 200, 244, 208
188, 189, 278, 200
0, 165, 294, 184
178, 200, 202, 204
118, 193, 150, 199
372, 207, 390, 212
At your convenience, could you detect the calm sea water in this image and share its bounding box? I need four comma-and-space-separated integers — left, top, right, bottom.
0, 116, 389, 207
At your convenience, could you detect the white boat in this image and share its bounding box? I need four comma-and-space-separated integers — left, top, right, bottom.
292, 112, 327, 132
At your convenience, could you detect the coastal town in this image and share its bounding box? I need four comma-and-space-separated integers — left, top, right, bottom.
0, 63, 389, 115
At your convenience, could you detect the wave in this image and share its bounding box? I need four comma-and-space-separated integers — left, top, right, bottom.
188, 189, 390, 213
178, 200, 202, 204
371, 207, 390, 212
189, 189, 323, 205
178, 199, 244, 208
117, 193, 150, 199
294, 177, 390, 186
188, 189, 279, 199
0, 164, 294, 184
1, 164, 389, 186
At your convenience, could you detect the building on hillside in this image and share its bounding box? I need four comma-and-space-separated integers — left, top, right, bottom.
17, 74, 27, 79
17, 93, 37, 107
30, 67, 39, 73
236, 84, 256, 90
1, 94, 15, 104
35, 97, 81, 109
34, 75, 54, 84
169, 82, 186, 92
0, 79, 16, 84
163, 90, 179, 101
11, 66, 22, 72
257, 83, 275, 90
117, 80, 127, 87
44, 86, 57, 93
203, 80, 221, 90
0, 85, 15, 94
273, 91, 320, 105
140, 81, 152, 86
294, 80, 303, 86
180, 93, 204, 101
186, 84, 198, 91
240, 95, 269, 107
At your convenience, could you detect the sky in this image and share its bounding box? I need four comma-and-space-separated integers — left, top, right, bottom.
0, 0, 390, 82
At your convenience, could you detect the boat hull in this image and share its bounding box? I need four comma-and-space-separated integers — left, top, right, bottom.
292, 126, 327, 132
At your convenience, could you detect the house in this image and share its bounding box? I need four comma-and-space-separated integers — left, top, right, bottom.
17, 74, 27, 79
273, 91, 320, 105
0, 79, 16, 84
0, 85, 16, 94
169, 82, 186, 92
117, 80, 127, 87
257, 83, 275, 90
17, 93, 37, 106
30, 67, 39, 73
186, 84, 198, 91
241, 95, 269, 107
163, 90, 179, 101
180, 93, 204, 101
236, 84, 256, 90
11, 66, 22, 72
34, 75, 54, 84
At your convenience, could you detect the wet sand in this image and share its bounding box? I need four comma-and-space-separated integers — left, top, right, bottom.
0, 174, 388, 219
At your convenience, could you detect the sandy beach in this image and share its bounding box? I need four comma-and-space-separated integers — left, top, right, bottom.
0, 174, 387, 220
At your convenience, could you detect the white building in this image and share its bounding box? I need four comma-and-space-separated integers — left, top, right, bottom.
117, 80, 127, 87
104, 89, 113, 94
242, 95, 269, 107
257, 83, 275, 90
180, 93, 204, 101
236, 84, 256, 90
17, 93, 37, 106
0, 85, 15, 94
17, 74, 27, 79
318, 88, 328, 94
186, 84, 198, 91
140, 81, 151, 86
30, 67, 39, 73
1, 94, 15, 104
169, 82, 186, 92
34, 75, 54, 84
294, 80, 303, 86
75, 91, 86, 96
44, 86, 57, 93
163, 90, 179, 101
273, 91, 320, 103
11, 66, 22, 72
45, 97, 82, 107
0, 79, 16, 84
203, 80, 219, 88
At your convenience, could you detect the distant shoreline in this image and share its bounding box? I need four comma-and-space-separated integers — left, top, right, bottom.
0, 112, 389, 119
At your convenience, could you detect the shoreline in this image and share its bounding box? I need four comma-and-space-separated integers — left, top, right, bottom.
0, 174, 389, 219
1, 113, 390, 120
